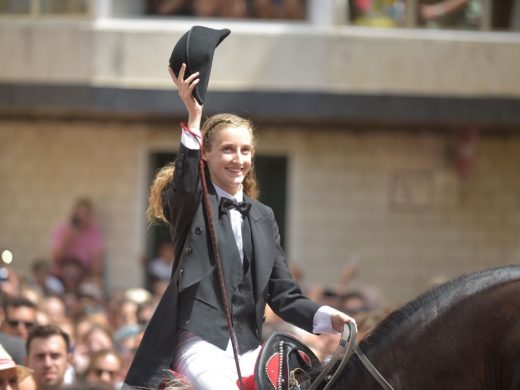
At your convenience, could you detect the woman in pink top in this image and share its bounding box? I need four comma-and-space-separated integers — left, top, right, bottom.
52, 198, 104, 279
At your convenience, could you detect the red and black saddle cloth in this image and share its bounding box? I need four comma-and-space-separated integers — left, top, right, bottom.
252, 323, 357, 390
255, 332, 321, 390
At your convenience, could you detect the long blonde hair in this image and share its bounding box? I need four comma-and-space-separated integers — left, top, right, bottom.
147, 162, 175, 224
147, 113, 259, 224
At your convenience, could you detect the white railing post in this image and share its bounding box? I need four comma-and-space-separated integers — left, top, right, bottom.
308, 0, 349, 26
92, 0, 112, 20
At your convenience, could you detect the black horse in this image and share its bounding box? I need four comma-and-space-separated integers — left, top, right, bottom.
330, 265, 520, 390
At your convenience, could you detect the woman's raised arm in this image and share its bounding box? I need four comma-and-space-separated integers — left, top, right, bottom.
168, 64, 203, 131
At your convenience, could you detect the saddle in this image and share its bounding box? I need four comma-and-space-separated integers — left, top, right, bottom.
254, 323, 357, 390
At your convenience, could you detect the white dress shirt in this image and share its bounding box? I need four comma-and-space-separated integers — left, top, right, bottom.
213, 185, 246, 264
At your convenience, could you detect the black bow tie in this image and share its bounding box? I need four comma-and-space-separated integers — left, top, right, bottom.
219, 197, 251, 218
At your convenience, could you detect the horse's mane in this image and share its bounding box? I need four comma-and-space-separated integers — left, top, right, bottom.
359, 264, 520, 354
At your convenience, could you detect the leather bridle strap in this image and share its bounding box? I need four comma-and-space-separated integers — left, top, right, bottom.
354, 346, 395, 390
309, 322, 356, 390
321, 322, 357, 390
308, 322, 395, 390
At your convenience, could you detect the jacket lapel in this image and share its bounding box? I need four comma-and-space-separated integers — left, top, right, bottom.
178, 187, 243, 294
246, 196, 275, 303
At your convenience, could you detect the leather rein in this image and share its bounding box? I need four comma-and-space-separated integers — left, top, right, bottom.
310, 322, 395, 390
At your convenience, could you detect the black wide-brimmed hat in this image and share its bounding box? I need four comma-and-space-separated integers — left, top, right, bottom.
169, 26, 231, 105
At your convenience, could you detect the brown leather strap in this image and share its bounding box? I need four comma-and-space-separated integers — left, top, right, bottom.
308, 322, 356, 390
310, 322, 394, 390
355, 346, 395, 390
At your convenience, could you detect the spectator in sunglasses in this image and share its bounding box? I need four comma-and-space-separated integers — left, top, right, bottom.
0, 297, 37, 341
85, 349, 122, 388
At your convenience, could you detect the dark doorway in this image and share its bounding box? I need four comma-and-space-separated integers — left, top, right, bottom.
254, 155, 288, 248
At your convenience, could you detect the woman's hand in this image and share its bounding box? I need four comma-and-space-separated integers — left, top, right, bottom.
420, 0, 468, 22
420, 3, 444, 21
168, 64, 203, 130
331, 310, 357, 334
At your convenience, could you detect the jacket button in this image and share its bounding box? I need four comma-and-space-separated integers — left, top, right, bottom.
185, 247, 192, 255
194, 227, 202, 235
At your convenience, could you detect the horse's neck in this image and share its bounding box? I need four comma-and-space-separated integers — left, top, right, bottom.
335, 272, 520, 389
336, 302, 482, 389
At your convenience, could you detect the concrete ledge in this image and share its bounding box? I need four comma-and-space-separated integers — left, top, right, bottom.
1, 83, 520, 126
1, 20, 520, 98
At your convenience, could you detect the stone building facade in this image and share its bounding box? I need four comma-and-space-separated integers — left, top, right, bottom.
1, 15, 519, 304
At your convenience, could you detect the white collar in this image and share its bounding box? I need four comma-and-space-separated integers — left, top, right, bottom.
213, 183, 244, 203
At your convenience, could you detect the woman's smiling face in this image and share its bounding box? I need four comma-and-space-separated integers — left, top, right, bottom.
204, 125, 253, 195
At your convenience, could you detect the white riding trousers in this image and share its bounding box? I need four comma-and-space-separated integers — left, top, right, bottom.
175, 330, 261, 390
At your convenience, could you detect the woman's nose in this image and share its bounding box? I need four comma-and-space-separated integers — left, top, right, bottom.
234, 151, 243, 164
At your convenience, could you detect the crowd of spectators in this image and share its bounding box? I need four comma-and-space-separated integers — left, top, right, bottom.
145, 0, 519, 31
0, 197, 392, 389
0, 261, 153, 390
2, 0, 519, 32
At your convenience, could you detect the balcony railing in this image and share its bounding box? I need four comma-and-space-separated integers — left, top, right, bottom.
0, 0, 516, 32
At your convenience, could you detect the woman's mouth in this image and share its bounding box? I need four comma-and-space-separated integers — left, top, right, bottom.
227, 167, 243, 175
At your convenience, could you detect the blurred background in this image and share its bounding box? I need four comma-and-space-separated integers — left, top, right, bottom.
0, 1, 519, 383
